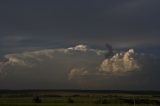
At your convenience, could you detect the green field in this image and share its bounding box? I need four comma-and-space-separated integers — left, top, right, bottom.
0, 90, 160, 106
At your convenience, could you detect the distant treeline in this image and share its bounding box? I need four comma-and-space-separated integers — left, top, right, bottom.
0, 89, 160, 95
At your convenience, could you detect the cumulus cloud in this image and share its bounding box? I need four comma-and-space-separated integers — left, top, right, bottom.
99, 49, 140, 75
68, 68, 89, 80
0, 44, 159, 90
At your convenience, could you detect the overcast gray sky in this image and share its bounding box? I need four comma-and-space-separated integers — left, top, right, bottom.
0, 0, 160, 51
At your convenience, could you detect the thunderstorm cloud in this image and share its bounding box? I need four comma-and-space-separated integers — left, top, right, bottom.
0, 44, 159, 90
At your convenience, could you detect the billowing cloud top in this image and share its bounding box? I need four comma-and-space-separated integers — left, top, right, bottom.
100, 49, 140, 75
0, 44, 159, 90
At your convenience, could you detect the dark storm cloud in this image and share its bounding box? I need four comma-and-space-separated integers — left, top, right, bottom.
0, 0, 160, 52
0, 0, 160, 90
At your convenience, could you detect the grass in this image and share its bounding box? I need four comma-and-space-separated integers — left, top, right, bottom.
0, 90, 159, 106
0, 103, 156, 106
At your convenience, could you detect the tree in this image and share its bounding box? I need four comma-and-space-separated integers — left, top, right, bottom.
33, 96, 42, 103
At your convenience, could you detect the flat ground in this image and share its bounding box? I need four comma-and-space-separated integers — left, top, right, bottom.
0, 90, 159, 106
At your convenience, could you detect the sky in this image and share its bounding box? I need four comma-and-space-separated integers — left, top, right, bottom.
0, 0, 160, 90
